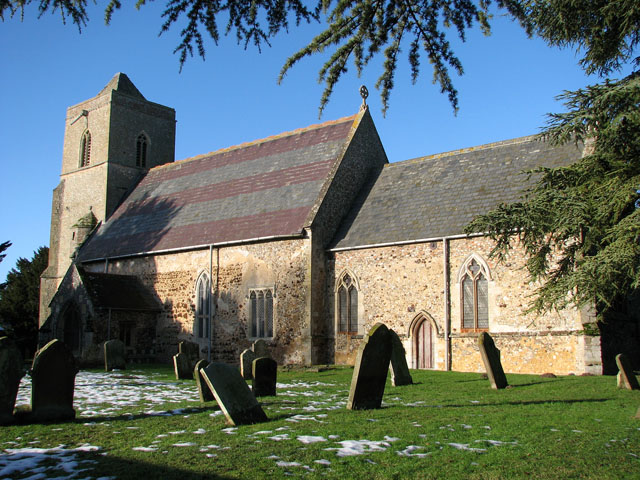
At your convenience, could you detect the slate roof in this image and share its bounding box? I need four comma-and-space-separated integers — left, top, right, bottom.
331, 135, 583, 250
79, 114, 358, 261
79, 269, 161, 311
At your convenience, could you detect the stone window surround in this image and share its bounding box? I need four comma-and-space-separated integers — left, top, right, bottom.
458, 254, 491, 333
335, 269, 362, 335
248, 287, 275, 340
195, 271, 211, 339
79, 130, 91, 168
136, 131, 150, 168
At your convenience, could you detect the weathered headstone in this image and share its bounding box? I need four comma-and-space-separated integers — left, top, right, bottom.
0, 337, 24, 425
478, 332, 508, 389
252, 357, 277, 397
104, 339, 126, 371
347, 323, 392, 410
193, 359, 214, 402
179, 340, 200, 366
389, 329, 413, 386
252, 339, 270, 358
240, 349, 257, 380
615, 353, 640, 390
173, 352, 193, 380
201, 362, 268, 426
22, 339, 78, 422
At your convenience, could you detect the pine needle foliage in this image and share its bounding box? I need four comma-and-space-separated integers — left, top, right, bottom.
466, 72, 640, 316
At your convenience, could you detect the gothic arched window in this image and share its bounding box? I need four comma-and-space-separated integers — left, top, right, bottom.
336, 272, 359, 334
136, 133, 148, 168
195, 272, 211, 338
249, 288, 274, 338
80, 130, 91, 167
460, 256, 490, 331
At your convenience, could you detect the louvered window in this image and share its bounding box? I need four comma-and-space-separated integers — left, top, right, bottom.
460, 258, 489, 331
337, 272, 359, 334
250, 288, 274, 338
136, 133, 148, 168
80, 130, 91, 167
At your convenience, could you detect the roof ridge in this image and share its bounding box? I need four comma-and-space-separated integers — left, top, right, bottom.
390, 134, 541, 168
151, 113, 359, 173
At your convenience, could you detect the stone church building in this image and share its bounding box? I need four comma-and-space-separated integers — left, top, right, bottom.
39, 73, 615, 375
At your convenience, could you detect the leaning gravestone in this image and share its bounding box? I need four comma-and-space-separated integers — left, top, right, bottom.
0, 336, 24, 425
389, 329, 413, 386
240, 349, 257, 380
24, 339, 79, 422
104, 339, 126, 371
173, 352, 193, 380
252, 357, 277, 397
615, 353, 640, 390
193, 359, 214, 402
347, 323, 392, 410
478, 332, 508, 389
201, 362, 268, 426
252, 339, 270, 358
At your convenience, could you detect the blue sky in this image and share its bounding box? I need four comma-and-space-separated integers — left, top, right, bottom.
0, 2, 619, 281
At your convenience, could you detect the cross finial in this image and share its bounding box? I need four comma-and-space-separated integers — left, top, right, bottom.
359, 85, 369, 110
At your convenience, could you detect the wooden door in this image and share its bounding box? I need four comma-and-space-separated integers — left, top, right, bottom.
416, 320, 432, 369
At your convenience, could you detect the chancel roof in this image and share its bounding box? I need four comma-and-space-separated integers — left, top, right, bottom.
79, 115, 358, 261
331, 135, 583, 250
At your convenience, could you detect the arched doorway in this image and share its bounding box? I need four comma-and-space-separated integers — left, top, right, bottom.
415, 318, 433, 369
62, 305, 81, 353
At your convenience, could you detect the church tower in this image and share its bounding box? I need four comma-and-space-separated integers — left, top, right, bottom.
39, 73, 176, 324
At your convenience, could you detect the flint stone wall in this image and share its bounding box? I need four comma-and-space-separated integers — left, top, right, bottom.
330, 236, 590, 375
90, 238, 310, 365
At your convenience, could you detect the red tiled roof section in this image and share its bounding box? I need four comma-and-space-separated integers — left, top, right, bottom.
79, 114, 358, 260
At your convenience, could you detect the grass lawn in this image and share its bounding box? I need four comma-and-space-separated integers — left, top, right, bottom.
1, 365, 639, 479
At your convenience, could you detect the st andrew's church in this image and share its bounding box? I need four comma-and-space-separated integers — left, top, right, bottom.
38, 73, 635, 375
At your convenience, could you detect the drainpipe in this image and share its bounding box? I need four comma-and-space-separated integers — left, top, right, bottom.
104, 258, 109, 273
443, 238, 451, 371
208, 245, 213, 362
107, 308, 112, 340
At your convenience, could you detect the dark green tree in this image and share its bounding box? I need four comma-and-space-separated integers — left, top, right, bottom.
0, 240, 10, 263
0, 246, 48, 357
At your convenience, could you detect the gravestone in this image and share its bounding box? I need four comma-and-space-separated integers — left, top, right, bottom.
0, 337, 24, 425
615, 353, 640, 390
389, 329, 413, 386
252, 339, 270, 358
104, 339, 126, 371
193, 359, 214, 402
24, 339, 78, 422
179, 340, 200, 367
201, 362, 268, 426
240, 349, 257, 380
478, 332, 508, 389
173, 352, 193, 380
252, 357, 277, 397
347, 323, 392, 410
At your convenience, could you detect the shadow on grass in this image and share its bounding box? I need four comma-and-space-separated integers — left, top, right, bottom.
77, 404, 222, 424
441, 398, 610, 409
90, 453, 235, 480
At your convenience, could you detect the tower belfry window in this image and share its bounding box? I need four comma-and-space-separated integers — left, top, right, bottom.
80, 130, 91, 167
136, 133, 148, 168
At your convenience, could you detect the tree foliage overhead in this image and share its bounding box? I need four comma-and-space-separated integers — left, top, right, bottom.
467, 72, 640, 316
2, 1, 639, 114
0, 246, 48, 356
0, 240, 10, 264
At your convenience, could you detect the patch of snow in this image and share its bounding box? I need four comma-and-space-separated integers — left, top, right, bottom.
448, 443, 487, 453
397, 445, 431, 458
324, 439, 391, 457
297, 436, 327, 444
